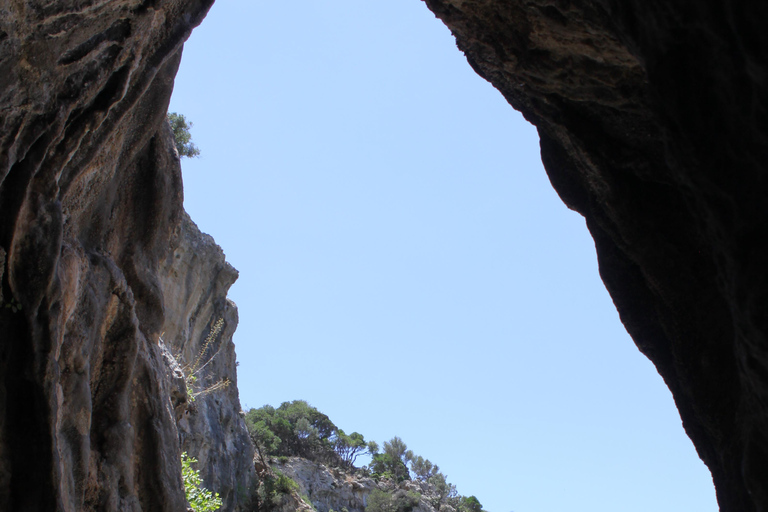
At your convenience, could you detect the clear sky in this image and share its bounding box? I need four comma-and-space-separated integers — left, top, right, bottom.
168, 2, 718, 511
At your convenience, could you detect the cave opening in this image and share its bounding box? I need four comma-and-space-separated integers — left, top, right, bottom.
168, 1, 716, 511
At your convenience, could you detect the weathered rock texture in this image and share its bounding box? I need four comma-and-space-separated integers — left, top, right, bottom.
0, 1, 253, 511
274, 457, 377, 512
274, 457, 440, 512
420, 1, 768, 511
160, 213, 255, 511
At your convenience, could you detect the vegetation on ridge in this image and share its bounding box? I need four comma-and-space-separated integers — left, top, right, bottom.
244, 400, 487, 512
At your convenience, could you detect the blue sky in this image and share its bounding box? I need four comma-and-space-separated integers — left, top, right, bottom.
169, 2, 717, 511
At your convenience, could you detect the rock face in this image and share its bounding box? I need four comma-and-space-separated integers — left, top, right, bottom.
274, 458, 377, 512
273, 457, 438, 512
419, 1, 768, 511
159, 213, 255, 511
0, 1, 253, 511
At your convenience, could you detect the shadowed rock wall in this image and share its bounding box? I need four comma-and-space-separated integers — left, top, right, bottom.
0, 1, 253, 510
419, 1, 768, 511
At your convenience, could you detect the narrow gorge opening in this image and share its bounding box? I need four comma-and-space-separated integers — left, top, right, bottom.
168, 2, 717, 511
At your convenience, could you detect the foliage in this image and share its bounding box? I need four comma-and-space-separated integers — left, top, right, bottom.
457, 495, 484, 512
272, 469, 300, 495
332, 429, 368, 466
410, 455, 440, 482
245, 400, 340, 463
383, 436, 409, 463
365, 489, 421, 512
2, 296, 21, 313
370, 437, 412, 482
369, 453, 410, 483
244, 402, 486, 511
254, 468, 300, 511
181, 452, 222, 512
426, 473, 457, 511
168, 112, 200, 158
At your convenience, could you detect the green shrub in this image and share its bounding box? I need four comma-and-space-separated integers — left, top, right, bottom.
365, 489, 420, 512
273, 469, 299, 494
369, 453, 409, 483
168, 112, 200, 158
458, 495, 484, 512
181, 452, 222, 512
256, 468, 300, 510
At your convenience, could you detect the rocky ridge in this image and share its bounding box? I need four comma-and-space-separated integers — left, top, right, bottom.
273, 457, 452, 512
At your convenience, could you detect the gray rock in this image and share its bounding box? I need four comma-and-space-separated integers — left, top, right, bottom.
0, 1, 254, 510
274, 457, 442, 512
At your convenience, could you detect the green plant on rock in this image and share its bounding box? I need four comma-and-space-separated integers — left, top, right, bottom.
256, 468, 300, 511
1, 296, 21, 313
457, 495, 485, 512
168, 112, 200, 158
181, 452, 223, 512
365, 489, 421, 512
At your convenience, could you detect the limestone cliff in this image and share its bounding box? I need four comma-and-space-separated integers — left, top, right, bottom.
420, 1, 768, 511
0, 1, 253, 510
272, 457, 451, 512
273, 457, 376, 512
159, 212, 255, 511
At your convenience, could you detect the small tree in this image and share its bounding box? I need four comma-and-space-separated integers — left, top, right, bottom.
168, 112, 200, 158
333, 429, 368, 467
427, 473, 457, 511
383, 436, 409, 462
370, 453, 410, 483
458, 496, 484, 512
410, 455, 439, 482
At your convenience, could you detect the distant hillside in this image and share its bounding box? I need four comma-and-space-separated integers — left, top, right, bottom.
244, 400, 487, 512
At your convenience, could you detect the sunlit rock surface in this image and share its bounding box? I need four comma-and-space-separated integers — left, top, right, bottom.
274, 457, 445, 512
160, 212, 255, 511
421, 1, 768, 511
0, 1, 253, 510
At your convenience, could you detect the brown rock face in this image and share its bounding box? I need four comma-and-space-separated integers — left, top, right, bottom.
0, 1, 253, 511
420, 1, 768, 511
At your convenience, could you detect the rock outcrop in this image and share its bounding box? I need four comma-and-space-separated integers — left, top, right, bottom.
160, 212, 255, 511
419, 1, 768, 511
0, 1, 253, 511
273, 457, 442, 512
273, 458, 376, 512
